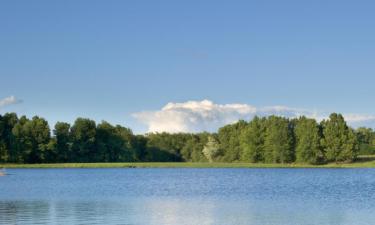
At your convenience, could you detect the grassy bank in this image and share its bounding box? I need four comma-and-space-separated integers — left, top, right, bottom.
1, 156, 375, 168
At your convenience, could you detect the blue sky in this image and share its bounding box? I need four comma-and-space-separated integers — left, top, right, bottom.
1, 0, 375, 133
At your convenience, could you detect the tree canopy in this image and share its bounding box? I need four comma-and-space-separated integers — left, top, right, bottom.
0, 112, 369, 164
321, 113, 359, 162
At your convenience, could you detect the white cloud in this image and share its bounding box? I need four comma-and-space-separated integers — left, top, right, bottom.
0, 96, 22, 108
342, 114, 375, 123
133, 100, 256, 133
133, 99, 375, 133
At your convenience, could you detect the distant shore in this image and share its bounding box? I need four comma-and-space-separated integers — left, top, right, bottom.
2, 156, 375, 168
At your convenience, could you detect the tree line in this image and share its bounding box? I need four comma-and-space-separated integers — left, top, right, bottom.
0, 112, 374, 164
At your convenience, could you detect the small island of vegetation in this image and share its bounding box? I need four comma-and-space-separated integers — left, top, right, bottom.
1, 112, 375, 168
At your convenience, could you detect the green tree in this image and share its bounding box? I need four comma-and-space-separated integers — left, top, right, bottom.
180, 134, 207, 162
70, 118, 97, 162
193, 132, 210, 162
96, 121, 136, 162
202, 135, 221, 162
96, 122, 118, 162
145, 132, 190, 161
218, 120, 248, 162
0, 111, 369, 165
12, 116, 51, 163
132, 135, 147, 161
294, 116, 324, 164
12, 116, 31, 163
180, 132, 209, 162
0, 115, 8, 162
54, 122, 72, 162
1, 113, 18, 162
263, 116, 294, 163
115, 125, 136, 161
180, 135, 195, 161
356, 127, 375, 155
321, 113, 359, 162
240, 116, 266, 162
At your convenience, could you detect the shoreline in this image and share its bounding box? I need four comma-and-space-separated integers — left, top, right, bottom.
2, 160, 375, 169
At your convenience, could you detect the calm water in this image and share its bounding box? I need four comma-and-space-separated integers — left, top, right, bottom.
1, 168, 375, 225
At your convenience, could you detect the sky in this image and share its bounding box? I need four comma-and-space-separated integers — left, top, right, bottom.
1, 0, 375, 133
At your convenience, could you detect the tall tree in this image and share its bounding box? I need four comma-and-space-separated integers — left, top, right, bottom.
240, 116, 266, 162
218, 120, 248, 162
1, 113, 18, 162
180, 135, 195, 161
356, 127, 375, 155
96, 121, 120, 162
145, 132, 190, 161
0, 111, 369, 164
70, 118, 97, 162
115, 125, 136, 162
193, 132, 210, 162
321, 113, 359, 162
12, 116, 51, 163
11, 116, 31, 163
263, 116, 294, 163
54, 122, 72, 162
294, 117, 324, 164
202, 135, 221, 162
0, 115, 7, 162
180, 134, 207, 162
132, 135, 147, 162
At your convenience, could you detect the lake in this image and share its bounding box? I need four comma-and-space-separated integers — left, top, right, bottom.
1, 168, 375, 225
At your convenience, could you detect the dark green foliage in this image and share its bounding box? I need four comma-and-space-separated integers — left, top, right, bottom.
132, 135, 148, 161
263, 116, 294, 163
12, 116, 51, 163
113, 125, 137, 161
356, 127, 375, 155
181, 133, 208, 162
321, 113, 359, 162
240, 116, 266, 162
53, 122, 71, 162
0, 112, 365, 164
218, 120, 248, 162
1, 113, 18, 162
96, 121, 131, 162
145, 132, 191, 161
294, 117, 324, 164
70, 118, 97, 162
0, 115, 5, 162
0, 115, 7, 162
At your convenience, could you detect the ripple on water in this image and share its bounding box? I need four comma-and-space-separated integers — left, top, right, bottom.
1, 168, 375, 225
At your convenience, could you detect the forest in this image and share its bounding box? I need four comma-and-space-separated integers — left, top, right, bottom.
0, 112, 374, 164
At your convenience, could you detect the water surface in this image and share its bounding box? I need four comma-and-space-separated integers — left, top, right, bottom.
1, 168, 375, 225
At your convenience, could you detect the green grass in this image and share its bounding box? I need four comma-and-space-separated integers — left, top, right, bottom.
2, 156, 375, 168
